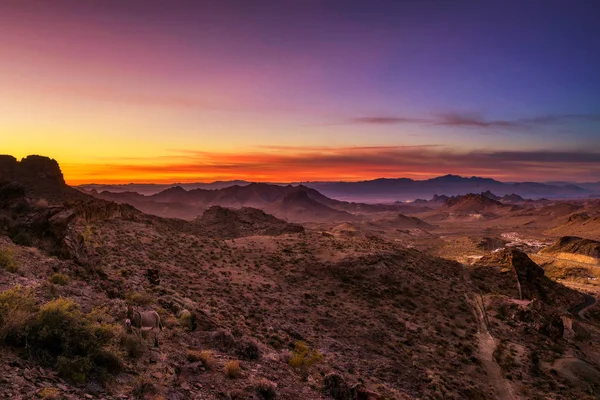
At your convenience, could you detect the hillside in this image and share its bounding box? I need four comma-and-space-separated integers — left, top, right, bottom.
540, 236, 600, 261
193, 206, 304, 239
2, 156, 600, 399
546, 213, 600, 241
0, 175, 485, 399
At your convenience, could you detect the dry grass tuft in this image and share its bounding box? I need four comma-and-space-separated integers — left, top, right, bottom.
49, 273, 69, 286
36, 387, 60, 399
224, 360, 242, 379
0, 247, 17, 272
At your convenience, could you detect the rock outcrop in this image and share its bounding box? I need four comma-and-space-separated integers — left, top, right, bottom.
0, 155, 85, 203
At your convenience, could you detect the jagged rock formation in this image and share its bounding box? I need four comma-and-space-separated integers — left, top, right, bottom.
471, 249, 583, 306
0, 175, 140, 266
0, 155, 85, 203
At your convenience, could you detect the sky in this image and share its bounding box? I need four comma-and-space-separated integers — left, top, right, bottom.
1, 0, 599, 184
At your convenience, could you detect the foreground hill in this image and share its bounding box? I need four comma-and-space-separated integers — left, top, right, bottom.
466, 249, 600, 399
193, 206, 305, 239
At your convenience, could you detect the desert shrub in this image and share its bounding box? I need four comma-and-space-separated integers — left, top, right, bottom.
237, 338, 261, 360
211, 329, 237, 350
127, 291, 153, 306
0, 285, 38, 344
132, 373, 159, 399
57, 355, 92, 384
9, 230, 32, 246
36, 387, 60, 399
27, 297, 122, 381
187, 349, 216, 369
224, 360, 242, 379
211, 329, 261, 360
49, 273, 69, 286
255, 378, 277, 399
0, 247, 17, 272
178, 310, 196, 331
186, 349, 203, 362
288, 341, 323, 369
324, 373, 352, 400
123, 334, 145, 359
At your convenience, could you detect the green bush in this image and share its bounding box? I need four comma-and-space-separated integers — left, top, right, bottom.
57, 355, 92, 384
288, 341, 323, 379
49, 273, 69, 286
126, 291, 153, 306
132, 373, 159, 399
178, 310, 197, 331
1, 289, 123, 382
123, 334, 145, 359
0, 285, 38, 344
0, 247, 17, 272
28, 298, 122, 381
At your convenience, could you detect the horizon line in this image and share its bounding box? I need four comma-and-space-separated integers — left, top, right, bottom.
70, 174, 596, 187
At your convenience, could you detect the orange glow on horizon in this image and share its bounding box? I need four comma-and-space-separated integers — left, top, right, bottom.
51, 146, 595, 185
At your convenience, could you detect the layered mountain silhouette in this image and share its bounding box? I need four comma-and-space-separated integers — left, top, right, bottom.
93, 183, 359, 222
80, 174, 595, 203
298, 175, 590, 201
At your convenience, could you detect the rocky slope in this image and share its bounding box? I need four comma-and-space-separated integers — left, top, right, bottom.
540, 236, 600, 261
193, 206, 304, 239
2, 155, 600, 399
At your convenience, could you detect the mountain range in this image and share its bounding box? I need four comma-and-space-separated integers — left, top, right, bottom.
79, 174, 598, 202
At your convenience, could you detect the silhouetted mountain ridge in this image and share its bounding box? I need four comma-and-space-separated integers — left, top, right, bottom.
78, 175, 595, 201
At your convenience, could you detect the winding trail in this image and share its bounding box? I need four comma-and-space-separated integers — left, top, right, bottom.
462, 263, 520, 400
472, 295, 520, 400
569, 293, 596, 318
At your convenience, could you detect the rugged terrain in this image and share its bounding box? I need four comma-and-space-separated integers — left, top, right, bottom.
1, 155, 600, 399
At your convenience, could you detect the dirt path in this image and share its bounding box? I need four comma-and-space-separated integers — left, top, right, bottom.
462, 263, 520, 400
472, 295, 520, 400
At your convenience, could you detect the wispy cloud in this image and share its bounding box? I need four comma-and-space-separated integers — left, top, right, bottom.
350, 116, 429, 125
349, 112, 600, 130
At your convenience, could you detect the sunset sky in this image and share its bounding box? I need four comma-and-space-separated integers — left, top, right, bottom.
1, 0, 599, 184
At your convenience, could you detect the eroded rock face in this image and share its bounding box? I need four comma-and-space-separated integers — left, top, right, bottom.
0, 180, 140, 265
471, 249, 546, 300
